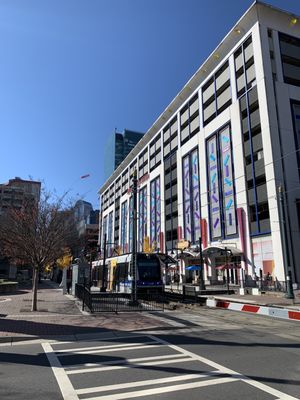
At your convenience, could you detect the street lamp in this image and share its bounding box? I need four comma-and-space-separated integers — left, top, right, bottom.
198, 237, 206, 291
99, 234, 117, 292
224, 246, 232, 294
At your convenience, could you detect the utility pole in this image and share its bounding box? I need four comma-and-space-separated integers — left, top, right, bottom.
278, 185, 294, 299
199, 237, 206, 291
225, 246, 230, 294
100, 233, 107, 292
130, 169, 138, 305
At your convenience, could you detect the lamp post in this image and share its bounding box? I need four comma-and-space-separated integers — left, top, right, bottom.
130, 169, 139, 305
100, 235, 117, 292
198, 237, 206, 291
224, 247, 232, 294
278, 185, 295, 299
100, 234, 107, 292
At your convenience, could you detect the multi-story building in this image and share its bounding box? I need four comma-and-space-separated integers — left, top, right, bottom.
104, 129, 144, 180
73, 200, 99, 255
0, 177, 41, 215
99, 1, 300, 286
0, 177, 41, 278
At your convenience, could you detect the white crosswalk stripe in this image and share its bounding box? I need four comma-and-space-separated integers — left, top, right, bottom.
43, 334, 300, 400
66, 353, 187, 371
57, 343, 160, 356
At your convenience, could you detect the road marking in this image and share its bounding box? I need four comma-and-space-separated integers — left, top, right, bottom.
56, 341, 156, 355
66, 356, 193, 375
66, 353, 187, 370
57, 343, 161, 356
76, 372, 213, 395
85, 377, 236, 400
149, 335, 300, 400
42, 342, 79, 400
52, 333, 145, 345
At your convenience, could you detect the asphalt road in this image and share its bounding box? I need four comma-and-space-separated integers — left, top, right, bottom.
0, 308, 299, 400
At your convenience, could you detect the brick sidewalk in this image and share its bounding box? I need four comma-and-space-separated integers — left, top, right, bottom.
0, 280, 169, 342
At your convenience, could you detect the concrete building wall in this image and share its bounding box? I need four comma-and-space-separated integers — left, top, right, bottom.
99, 2, 300, 284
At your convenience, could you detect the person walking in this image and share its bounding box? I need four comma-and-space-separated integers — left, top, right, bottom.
66, 267, 72, 294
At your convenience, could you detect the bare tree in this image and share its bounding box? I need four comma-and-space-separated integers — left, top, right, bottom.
0, 191, 78, 311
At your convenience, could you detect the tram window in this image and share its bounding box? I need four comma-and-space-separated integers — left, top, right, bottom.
137, 256, 161, 281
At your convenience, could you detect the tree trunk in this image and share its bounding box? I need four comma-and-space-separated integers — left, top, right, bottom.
31, 267, 39, 311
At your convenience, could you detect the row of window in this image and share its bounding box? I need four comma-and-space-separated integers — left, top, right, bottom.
102, 85, 273, 251
101, 36, 257, 211
102, 30, 300, 213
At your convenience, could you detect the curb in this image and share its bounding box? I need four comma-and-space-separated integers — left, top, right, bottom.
206, 298, 300, 321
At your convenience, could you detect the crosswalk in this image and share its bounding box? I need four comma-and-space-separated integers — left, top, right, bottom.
42, 334, 299, 400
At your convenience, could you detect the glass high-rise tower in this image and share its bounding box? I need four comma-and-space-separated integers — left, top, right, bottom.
104, 129, 144, 180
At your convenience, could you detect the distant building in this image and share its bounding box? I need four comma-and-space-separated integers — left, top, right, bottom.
0, 177, 41, 215
73, 200, 99, 255
0, 177, 41, 278
104, 129, 144, 179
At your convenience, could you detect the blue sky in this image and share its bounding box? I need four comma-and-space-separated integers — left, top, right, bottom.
1, 0, 300, 209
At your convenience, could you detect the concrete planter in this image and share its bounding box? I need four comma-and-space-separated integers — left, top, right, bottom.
0, 282, 18, 293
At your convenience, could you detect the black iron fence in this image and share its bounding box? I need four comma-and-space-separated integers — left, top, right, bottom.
75, 284, 165, 313
165, 279, 288, 293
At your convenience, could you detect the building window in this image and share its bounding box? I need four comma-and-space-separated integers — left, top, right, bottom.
102, 215, 108, 251
128, 196, 133, 253
115, 177, 121, 200
234, 36, 256, 98
164, 153, 178, 251
268, 29, 277, 80
121, 169, 129, 195
180, 95, 199, 145
102, 190, 109, 211
107, 211, 113, 256
150, 176, 161, 250
138, 147, 148, 178
279, 32, 300, 87
138, 186, 147, 251
129, 160, 137, 185
202, 61, 231, 126
121, 200, 128, 253
149, 134, 161, 171
114, 199, 120, 245
164, 117, 178, 157
109, 184, 114, 206
291, 101, 300, 179
182, 149, 201, 244
207, 124, 237, 240
240, 86, 270, 235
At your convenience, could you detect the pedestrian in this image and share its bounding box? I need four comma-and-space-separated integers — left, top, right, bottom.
66, 267, 72, 294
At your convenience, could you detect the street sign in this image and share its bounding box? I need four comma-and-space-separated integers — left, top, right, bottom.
186, 257, 202, 265
177, 239, 190, 250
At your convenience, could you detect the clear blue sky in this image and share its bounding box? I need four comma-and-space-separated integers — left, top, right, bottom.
1, 0, 299, 209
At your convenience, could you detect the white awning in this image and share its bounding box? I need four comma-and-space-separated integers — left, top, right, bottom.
202, 246, 243, 257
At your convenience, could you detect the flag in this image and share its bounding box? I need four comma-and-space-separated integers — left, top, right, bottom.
80, 174, 90, 179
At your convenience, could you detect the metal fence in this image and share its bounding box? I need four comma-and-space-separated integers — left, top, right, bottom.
75, 284, 165, 313
165, 279, 288, 293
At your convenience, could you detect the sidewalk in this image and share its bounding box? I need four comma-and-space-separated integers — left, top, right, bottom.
0, 280, 169, 344
203, 290, 300, 310
204, 290, 300, 321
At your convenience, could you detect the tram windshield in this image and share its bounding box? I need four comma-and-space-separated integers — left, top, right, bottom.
137, 254, 161, 282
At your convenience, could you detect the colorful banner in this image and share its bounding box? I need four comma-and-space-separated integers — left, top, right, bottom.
150, 177, 161, 249
128, 196, 133, 253
121, 200, 128, 253
207, 135, 222, 239
220, 126, 237, 235
191, 149, 201, 237
183, 155, 192, 242
138, 186, 147, 251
